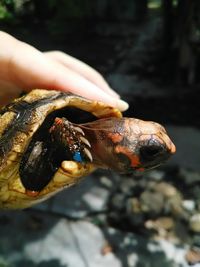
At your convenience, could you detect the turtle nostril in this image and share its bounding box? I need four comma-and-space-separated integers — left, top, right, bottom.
140, 144, 164, 161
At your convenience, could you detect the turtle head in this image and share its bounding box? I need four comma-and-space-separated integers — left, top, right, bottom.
113, 119, 176, 174
82, 118, 176, 175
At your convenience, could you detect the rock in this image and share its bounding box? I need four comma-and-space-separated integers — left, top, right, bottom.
155, 182, 178, 198
153, 183, 186, 219
127, 253, 138, 267
140, 191, 164, 215
119, 178, 136, 196
126, 198, 141, 214
0, 210, 190, 267
145, 217, 180, 242
189, 214, 200, 233
182, 200, 195, 212
126, 198, 145, 227
144, 169, 165, 181
165, 196, 187, 219
100, 176, 113, 188
192, 235, 200, 247
145, 217, 175, 231
185, 247, 200, 265
110, 193, 127, 211
145, 218, 176, 240
82, 186, 109, 211
148, 239, 187, 266
23, 220, 122, 267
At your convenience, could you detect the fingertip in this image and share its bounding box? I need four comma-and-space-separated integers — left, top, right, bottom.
115, 99, 129, 112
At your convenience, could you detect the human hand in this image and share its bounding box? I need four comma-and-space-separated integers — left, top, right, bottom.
0, 31, 128, 111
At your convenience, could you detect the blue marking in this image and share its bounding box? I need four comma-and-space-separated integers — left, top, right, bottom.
73, 151, 83, 162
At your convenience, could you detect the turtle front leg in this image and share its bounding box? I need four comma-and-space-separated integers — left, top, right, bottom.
50, 117, 93, 163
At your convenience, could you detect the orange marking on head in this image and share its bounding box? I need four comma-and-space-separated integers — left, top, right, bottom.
108, 132, 123, 143
115, 145, 142, 168
130, 154, 141, 168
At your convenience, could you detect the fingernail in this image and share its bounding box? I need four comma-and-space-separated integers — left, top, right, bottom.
116, 99, 129, 112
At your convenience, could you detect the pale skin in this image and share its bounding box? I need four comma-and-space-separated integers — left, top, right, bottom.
0, 31, 129, 111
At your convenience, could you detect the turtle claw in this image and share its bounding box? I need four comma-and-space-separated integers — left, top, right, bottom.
84, 147, 93, 162
73, 126, 85, 136
80, 136, 91, 147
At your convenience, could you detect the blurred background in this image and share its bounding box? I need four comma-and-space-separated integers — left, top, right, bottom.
0, 0, 200, 266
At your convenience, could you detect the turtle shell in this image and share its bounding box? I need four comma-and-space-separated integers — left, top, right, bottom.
0, 89, 122, 209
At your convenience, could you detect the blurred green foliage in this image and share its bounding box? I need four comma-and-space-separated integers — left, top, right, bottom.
0, 0, 97, 35
0, 257, 9, 267
0, 0, 183, 22
0, 0, 148, 22
0, 0, 149, 36
0, 0, 14, 20
0, 0, 94, 21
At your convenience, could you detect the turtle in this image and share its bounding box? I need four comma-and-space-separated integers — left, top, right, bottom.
0, 89, 176, 209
